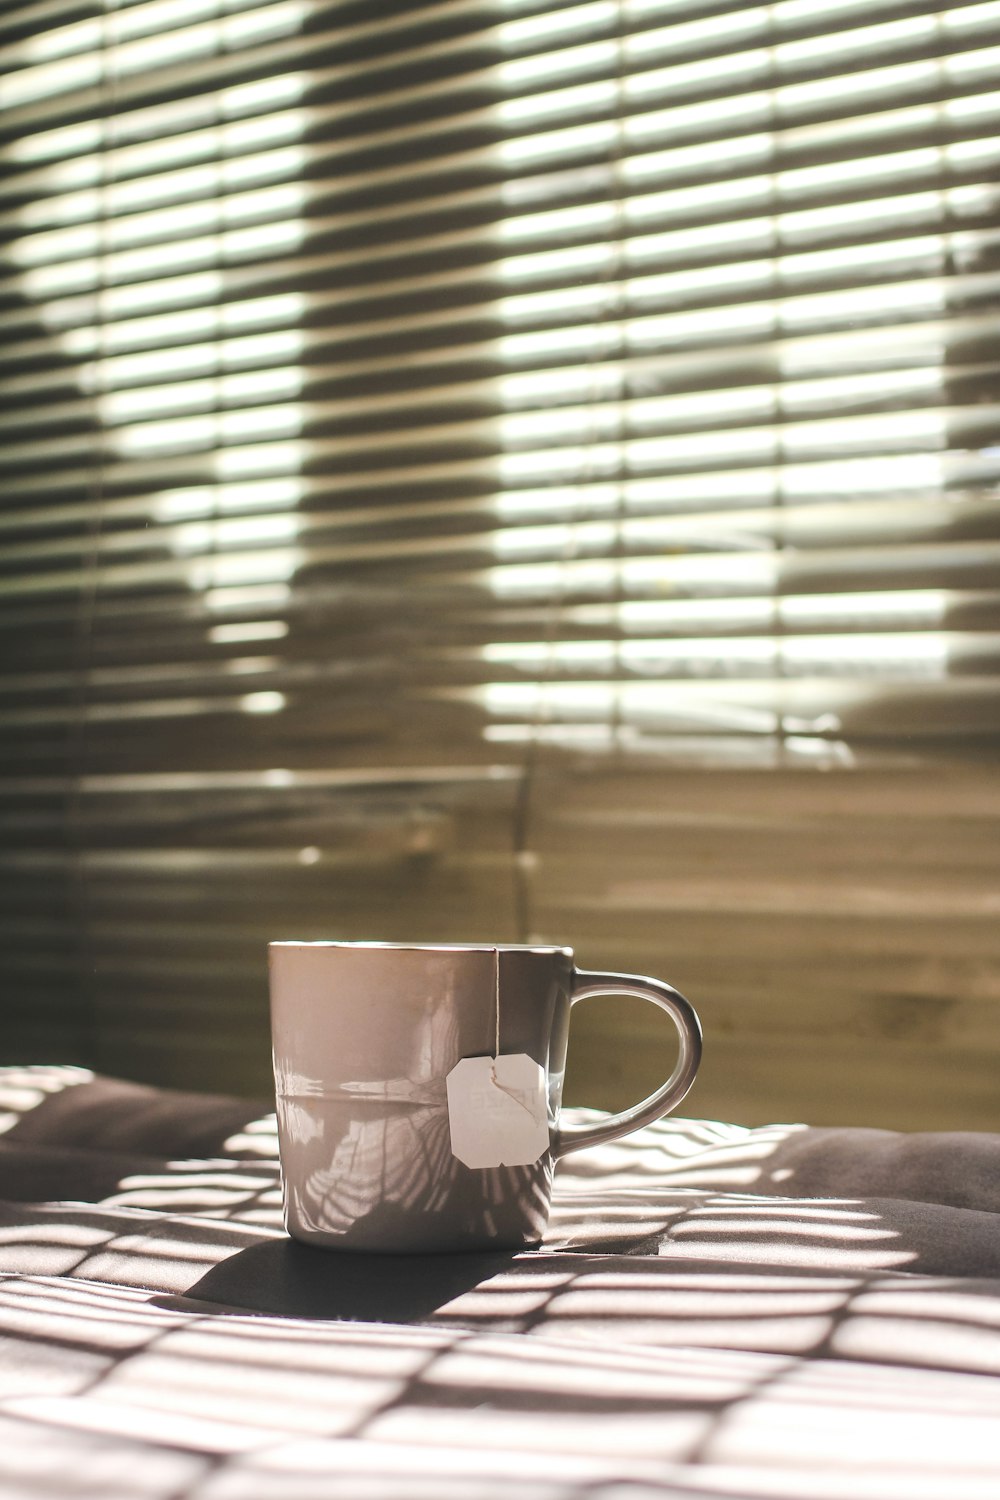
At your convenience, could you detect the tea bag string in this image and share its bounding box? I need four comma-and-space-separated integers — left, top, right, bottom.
489, 946, 540, 1120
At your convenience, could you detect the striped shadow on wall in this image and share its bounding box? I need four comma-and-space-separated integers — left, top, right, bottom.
1, 0, 999, 1127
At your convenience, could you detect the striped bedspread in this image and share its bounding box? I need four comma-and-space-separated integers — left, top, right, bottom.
1, 1066, 998, 1499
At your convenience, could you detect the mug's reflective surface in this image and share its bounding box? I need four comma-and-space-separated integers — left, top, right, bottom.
269, 941, 701, 1253
270, 944, 571, 1252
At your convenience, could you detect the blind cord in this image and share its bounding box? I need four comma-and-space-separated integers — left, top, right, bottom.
65, 0, 121, 1067
510, 0, 630, 943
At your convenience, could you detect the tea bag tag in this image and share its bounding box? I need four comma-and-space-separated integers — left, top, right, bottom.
446, 1054, 549, 1169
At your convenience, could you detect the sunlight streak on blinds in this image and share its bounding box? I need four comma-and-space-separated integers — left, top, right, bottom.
1, 0, 999, 1102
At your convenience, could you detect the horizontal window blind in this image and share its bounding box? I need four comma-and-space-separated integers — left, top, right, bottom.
2, 0, 999, 1124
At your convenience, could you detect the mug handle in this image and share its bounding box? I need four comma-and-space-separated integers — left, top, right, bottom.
552, 969, 703, 1159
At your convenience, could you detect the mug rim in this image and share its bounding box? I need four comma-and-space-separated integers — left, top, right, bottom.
269, 940, 573, 955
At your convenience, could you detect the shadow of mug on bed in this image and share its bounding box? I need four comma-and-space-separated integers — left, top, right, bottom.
269, 942, 702, 1253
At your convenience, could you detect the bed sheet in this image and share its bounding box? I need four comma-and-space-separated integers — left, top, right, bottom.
1, 1065, 998, 1499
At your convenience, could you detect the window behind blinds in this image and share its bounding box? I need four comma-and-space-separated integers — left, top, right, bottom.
2, 0, 1000, 1127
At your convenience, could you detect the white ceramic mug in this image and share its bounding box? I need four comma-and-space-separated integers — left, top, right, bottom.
269, 941, 702, 1253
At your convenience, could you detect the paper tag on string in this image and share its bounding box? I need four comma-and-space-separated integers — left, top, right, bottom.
446, 1054, 549, 1168
446, 946, 548, 1169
